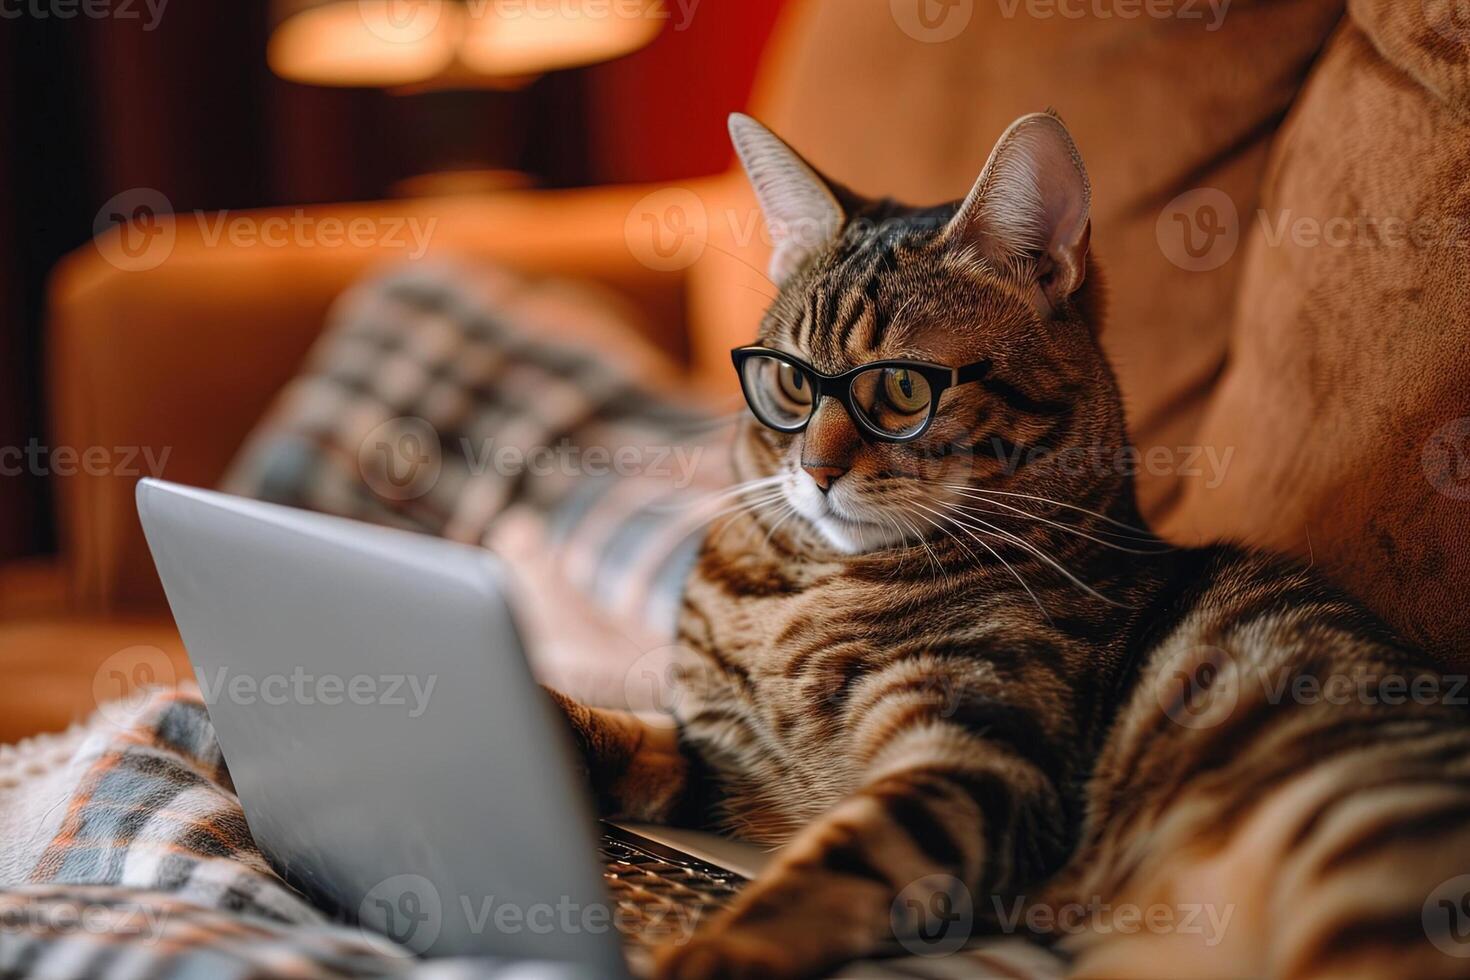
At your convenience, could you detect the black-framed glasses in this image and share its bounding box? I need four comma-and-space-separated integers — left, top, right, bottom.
731, 346, 993, 443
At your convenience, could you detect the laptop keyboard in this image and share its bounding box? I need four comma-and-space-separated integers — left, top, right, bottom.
598, 827, 748, 948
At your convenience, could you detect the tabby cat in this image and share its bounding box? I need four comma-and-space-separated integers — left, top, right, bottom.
550, 112, 1470, 980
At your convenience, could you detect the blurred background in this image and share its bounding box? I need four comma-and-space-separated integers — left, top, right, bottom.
5, 0, 1468, 710
0, 0, 790, 563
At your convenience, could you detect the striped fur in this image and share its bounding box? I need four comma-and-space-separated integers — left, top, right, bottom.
556, 115, 1470, 980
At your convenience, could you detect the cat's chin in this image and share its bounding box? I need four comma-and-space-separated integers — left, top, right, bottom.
815, 517, 908, 554
800, 506, 912, 555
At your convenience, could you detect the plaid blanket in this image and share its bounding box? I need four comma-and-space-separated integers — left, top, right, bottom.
2, 262, 1066, 979
0, 687, 596, 979
221, 262, 740, 706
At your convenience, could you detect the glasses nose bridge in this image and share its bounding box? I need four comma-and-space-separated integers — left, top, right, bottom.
808, 368, 854, 405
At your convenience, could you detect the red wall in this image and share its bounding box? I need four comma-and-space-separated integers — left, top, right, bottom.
582, 0, 792, 184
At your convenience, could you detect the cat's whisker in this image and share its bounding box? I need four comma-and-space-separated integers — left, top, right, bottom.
944, 498, 1171, 555
660, 476, 784, 515
896, 507, 948, 586
910, 502, 1048, 619
700, 240, 782, 293
696, 485, 786, 522
875, 513, 915, 583
904, 500, 980, 567
936, 483, 1157, 538
678, 409, 757, 435
936, 504, 1130, 608
739, 283, 782, 303
761, 502, 801, 551
703, 488, 789, 545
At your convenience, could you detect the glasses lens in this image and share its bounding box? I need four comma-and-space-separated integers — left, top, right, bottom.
850, 366, 933, 438
740, 355, 815, 430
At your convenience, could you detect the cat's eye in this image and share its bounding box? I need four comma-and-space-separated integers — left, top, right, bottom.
738, 354, 818, 430
849, 367, 934, 438
881, 369, 930, 413
776, 362, 813, 406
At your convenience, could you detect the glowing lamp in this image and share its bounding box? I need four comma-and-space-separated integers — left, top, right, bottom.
268, 0, 666, 88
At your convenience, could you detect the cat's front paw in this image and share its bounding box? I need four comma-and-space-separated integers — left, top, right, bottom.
541, 686, 691, 821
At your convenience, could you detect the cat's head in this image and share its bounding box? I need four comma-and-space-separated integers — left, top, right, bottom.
728, 112, 1131, 556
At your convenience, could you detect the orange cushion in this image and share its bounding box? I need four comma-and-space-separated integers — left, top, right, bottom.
1161, 18, 1470, 665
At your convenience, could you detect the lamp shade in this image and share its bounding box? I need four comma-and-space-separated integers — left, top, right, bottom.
269, 0, 666, 88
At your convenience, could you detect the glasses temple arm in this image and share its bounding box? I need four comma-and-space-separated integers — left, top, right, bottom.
953, 360, 994, 386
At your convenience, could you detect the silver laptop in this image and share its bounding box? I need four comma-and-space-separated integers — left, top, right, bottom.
136, 478, 770, 977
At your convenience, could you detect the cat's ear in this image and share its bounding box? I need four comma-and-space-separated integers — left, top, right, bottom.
729, 113, 846, 287
943, 112, 1092, 316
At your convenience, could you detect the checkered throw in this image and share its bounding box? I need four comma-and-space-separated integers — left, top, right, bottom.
0, 687, 597, 979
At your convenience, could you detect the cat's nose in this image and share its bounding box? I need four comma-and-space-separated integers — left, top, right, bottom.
803, 464, 847, 493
